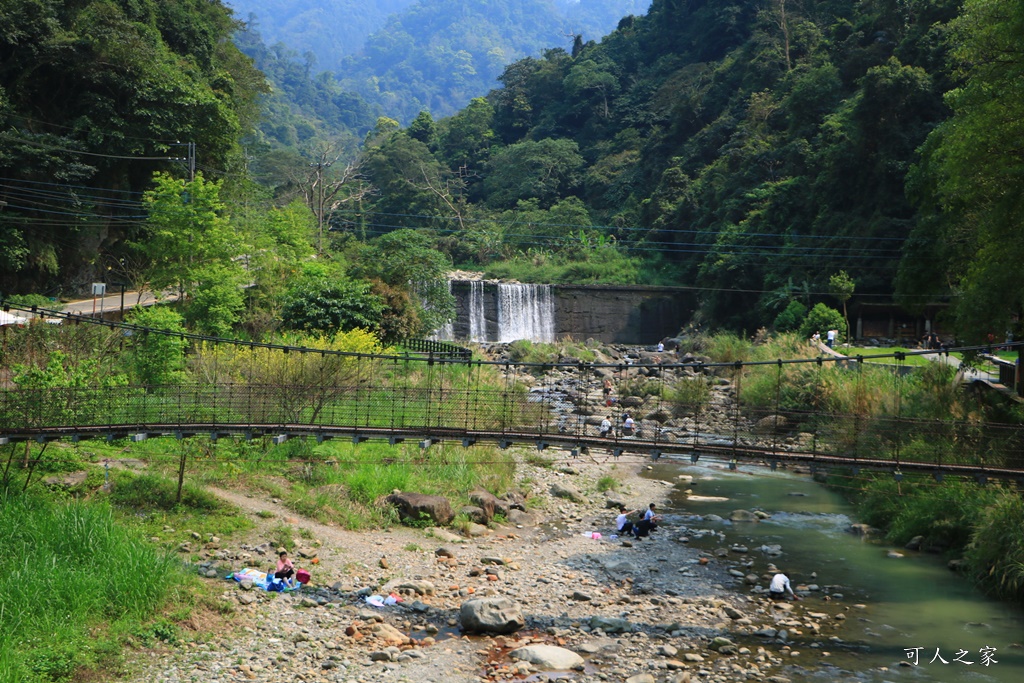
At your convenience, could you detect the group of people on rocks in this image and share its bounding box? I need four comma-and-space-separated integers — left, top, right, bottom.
610, 502, 802, 601
614, 503, 660, 539
599, 413, 637, 438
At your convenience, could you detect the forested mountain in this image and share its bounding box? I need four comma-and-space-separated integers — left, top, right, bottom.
226, 0, 419, 72
355, 0, 975, 329
233, 25, 378, 194
229, 0, 650, 125
0, 0, 268, 294
3, 0, 1021, 342
336, 0, 651, 122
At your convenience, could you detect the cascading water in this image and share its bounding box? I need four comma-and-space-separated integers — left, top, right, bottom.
468, 280, 487, 342
497, 283, 555, 343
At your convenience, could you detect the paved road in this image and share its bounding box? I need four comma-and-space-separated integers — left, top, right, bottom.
58, 289, 178, 318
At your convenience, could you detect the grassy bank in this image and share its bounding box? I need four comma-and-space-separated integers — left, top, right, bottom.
0, 493, 191, 681
837, 473, 1024, 603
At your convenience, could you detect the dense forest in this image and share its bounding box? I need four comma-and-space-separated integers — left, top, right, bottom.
1, 0, 1022, 343
227, 0, 649, 123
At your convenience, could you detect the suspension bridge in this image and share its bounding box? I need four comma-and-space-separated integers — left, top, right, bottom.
3, 302, 1024, 484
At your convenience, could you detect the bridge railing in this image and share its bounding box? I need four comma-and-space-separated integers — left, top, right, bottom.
4, 379, 1024, 474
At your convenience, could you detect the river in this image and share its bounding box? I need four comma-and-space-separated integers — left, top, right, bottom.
645, 459, 1024, 683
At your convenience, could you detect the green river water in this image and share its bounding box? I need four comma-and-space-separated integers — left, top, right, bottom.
648, 459, 1024, 683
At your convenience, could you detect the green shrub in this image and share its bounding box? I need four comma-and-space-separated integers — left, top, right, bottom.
618, 376, 664, 399
799, 303, 846, 343
596, 475, 619, 492
965, 493, 1024, 600
668, 376, 711, 415
773, 300, 807, 332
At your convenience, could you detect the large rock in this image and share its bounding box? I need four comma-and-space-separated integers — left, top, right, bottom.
590, 615, 633, 633
501, 490, 528, 510
509, 645, 584, 671
386, 492, 454, 526
604, 491, 630, 509
551, 482, 587, 504
460, 597, 525, 634
459, 505, 489, 525
729, 509, 759, 522
506, 509, 543, 527
753, 414, 789, 434
470, 489, 499, 521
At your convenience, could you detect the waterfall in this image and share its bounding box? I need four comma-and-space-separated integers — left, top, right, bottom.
468, 280, 487, 342
497, 283, 555, 343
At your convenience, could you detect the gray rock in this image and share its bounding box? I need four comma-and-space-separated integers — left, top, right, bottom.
729, 509, 758, 522
237, 593, 255, 605
509, 645, 584, 671
551, 483, 587, 504
469, 489, 499, 522
506, 509, 542, 527
709, 636, 736, 652
905, 535, 923, 551
571, 591, 592, 601
753, 414, 789, 434
590, 615, 632, 634
385, 491, 454, 526
459, 597, 525, 634
459, 505, 489, 525
625, 674, 656, 683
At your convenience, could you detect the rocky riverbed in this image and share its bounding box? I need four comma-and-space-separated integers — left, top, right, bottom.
126, 444, 861, 683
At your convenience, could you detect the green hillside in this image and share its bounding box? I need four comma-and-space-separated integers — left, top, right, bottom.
353, 0, 1018, 334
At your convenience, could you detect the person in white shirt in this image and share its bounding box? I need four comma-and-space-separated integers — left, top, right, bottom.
769, 572, 800, 601
635, 503, 660, 538
615, 504, 638, 536
599, 416, 613, 438
622, 414, 635, 436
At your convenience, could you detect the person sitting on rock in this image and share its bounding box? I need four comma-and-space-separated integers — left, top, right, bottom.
622, 413, 636, 436
634, 503, 660, 538
615, 504, 640, 536
599, 416, 613, 438
768, 571, 800, 601
274, 549, 295, 582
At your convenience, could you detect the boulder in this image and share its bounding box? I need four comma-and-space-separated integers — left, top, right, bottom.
509, 645, 584, 671
753, 414, 789, 435
590, 615, 632, 633
459, 505, 489, 525
551, 483, 587, 504
470, 489, 498, 521
604, 492, 629, 509
905, 535, 923, 551
386, 492, 454, 526
459, 597, 525, 634
506, 509, 543, 527
44, 471, 89, 488
730, 509, 759, 522
501, 490, 528, 511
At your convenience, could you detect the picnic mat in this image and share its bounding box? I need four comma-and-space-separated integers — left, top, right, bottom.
226, 567, 300, 592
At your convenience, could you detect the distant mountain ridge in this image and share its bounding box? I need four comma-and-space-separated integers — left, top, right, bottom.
230, 0, 651, 123
226, 0, 418, 70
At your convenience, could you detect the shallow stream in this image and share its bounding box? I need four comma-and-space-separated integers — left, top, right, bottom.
647, 459, 1024, 683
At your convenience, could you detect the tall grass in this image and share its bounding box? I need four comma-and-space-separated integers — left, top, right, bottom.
0, 493, 186, 681
266, 441, 516, 529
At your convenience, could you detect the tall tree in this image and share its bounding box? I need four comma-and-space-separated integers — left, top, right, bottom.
899, 0, 1024, 341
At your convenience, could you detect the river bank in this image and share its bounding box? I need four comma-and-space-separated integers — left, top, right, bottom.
125, 448, 859, 683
